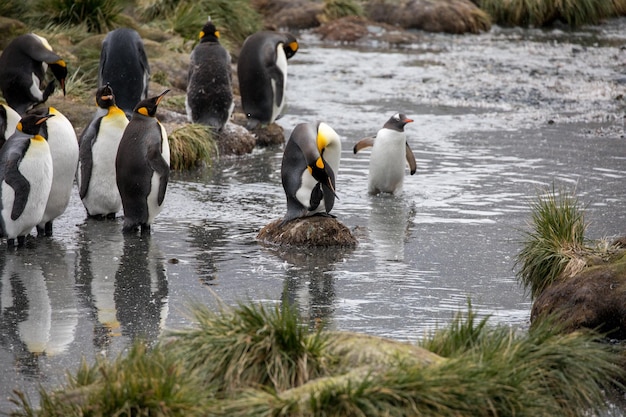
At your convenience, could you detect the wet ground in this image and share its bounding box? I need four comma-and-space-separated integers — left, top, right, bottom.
2, 18, 626, 412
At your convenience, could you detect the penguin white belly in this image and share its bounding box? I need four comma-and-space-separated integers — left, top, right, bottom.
368, 134, 407, 195
295, 170, 326, 215
82, 117, 127, 215
40, 112, 79, 224
29, 73, 44, 102
146, 125, 169, 225
270, 46, 288, 123
2, 144, 53, 238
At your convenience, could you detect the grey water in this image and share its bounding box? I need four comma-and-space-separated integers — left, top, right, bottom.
2, 19, 626, 412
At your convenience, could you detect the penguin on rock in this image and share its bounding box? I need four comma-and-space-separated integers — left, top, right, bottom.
25, 106, 79, 236
78, 83, 129, 219
186, 18, 233, 130
0, 104, 21, 148
237, 31, 298, 129
0, 112, 54, 247
115, 90, 170, 234
0, 34, 68, 115
353, 113, 417, 195
98, 28, 150, 118
281, 122, 341, 223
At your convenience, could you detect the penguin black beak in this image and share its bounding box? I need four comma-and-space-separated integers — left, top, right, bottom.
60, 78, 66, 96
156, 89, 170, 105
326, 177, 338, 200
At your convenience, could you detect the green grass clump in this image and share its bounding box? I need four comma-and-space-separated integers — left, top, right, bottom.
168, 124, 218, 171
30, 0, 122, 33
477, 0, 620, 27
515, 186, 587, 299
321, 0, 364, 21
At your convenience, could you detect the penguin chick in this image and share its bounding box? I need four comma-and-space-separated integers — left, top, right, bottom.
115, 90, 170, 234
0, 104, 21, 148
281, 122, 341, 223
0, 34, 68, 115
353, 113, 417, 195
237, 31, 298, 129
0, 113, 54, 247
25, 107, 79, 237
186, 18, 233, 131
78, 83, 129, 219
98, 28, 150, 118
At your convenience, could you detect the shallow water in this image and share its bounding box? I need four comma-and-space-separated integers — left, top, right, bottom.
2, 19, 626, 411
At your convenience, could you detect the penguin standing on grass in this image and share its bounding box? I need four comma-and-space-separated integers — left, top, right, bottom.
116, 90, 170, 234
0, 34, 67, 115
0, 104, 21, 148
78, 83, 129, 219
237, 31, 298, 129
353, 113, 417, 195
26, 106, 79, 236
186, 18, 233, 130
0, 113, 54, 247
98, 28, 150, 118
281, 122, 341, 223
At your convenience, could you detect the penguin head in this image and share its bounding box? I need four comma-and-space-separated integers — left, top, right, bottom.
49, 60, 67, 96
133, 89, 170, 117
199, 18, 220, 43
384, 113, 413, 132
282, 33, 299, 59
16, 113, 54, 136
96, 83, 116, 109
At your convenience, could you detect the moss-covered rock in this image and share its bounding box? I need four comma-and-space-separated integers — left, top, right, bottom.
258, 216, 358, 247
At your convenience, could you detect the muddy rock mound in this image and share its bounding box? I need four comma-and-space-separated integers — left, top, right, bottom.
315, 15, 421, 44
258, 216, 357, 247
531, 249, 626, 339
216, 122, 257, 155
366, 0, 491, 34
252, 0, 323, 29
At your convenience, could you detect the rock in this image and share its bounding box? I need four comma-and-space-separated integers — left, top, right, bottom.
258, 216, 358, 247
366, 0, 491, 34
0, 17, 27, 48
314, 16, 421, 44
252, 0, 323, 29
215, 122, 257, 155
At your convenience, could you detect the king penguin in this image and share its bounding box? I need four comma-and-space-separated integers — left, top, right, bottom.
0, 34, 67, 115
237, 31, 298, 129
186, 18, 233, 131
0, 112, 54, 247
98, 28, 150, 118
26, 106, 79, 236
116, 90, 170, 234
281, 122, 341, 223
0, 104, 21, 148
353, 113, 417, 195
78, 83, 129, 219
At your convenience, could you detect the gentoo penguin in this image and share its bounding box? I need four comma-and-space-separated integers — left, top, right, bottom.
78, 83, 129, 219
98, 28, 150, 118
0, 104, 21, 148
281, 122, 341, 223
353, 113, 417, 195
237, 31, 298, 129
115, 90, 170, 234
26, 107, 79, 236
185, 18, 233, 130
0, 34, 67, 115
0, 113, 54, 247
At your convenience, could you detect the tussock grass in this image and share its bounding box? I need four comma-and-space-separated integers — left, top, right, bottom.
477, 0, 620, 27
168, 124, 218, 171
515, 186, 588, 299
30, 0, 122, 33
321, 0, 364, 22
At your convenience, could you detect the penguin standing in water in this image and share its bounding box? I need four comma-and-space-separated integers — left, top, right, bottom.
186, 18, 233, 130
0, 104, 21, 148
0, 113, 54, 247
237, 31, 298, 129
98, 28, 150, 118
281, 122, 341, 223
26, 107, 79, 236
0, 34, 67, 115
78, 83, 129, 219
353, 113, 417, 195
116, 90, 170, 234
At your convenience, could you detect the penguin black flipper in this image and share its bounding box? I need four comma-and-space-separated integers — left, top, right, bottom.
3, 150, 30, 221
146, 142, 169, 206
353, 137, 375, 154
78, 117, 102, 199
268, 64, 285, 112
406, 142, 417, 175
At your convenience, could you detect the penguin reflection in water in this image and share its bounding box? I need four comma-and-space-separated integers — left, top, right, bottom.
281, 122, 341, 223
237, 31, 298, 129
186, 18, 233, 130
353, 113, 417, 195
0, 33, 67, 115
116, 90, 170, 234
0, 113, 54, 247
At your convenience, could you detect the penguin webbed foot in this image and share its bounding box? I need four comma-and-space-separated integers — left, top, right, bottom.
36, 222, 53, 237
313, 212, 336, 219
